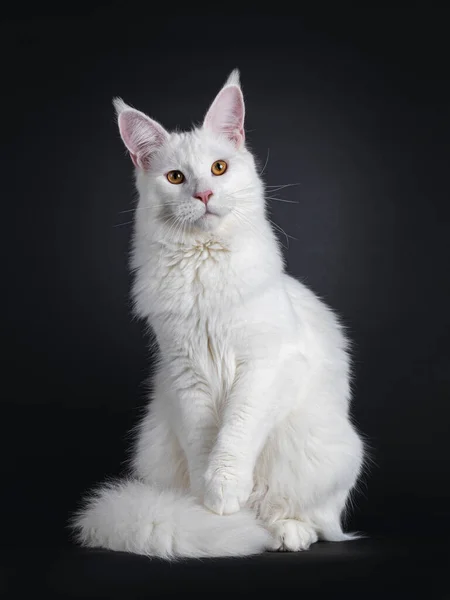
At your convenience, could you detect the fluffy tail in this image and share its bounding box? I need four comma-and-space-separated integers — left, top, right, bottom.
71, 479, 272, 559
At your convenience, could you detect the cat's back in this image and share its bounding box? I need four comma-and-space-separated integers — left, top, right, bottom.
283, 273, 349, 358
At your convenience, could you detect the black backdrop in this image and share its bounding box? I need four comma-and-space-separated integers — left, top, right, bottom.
2, 7, 450, 558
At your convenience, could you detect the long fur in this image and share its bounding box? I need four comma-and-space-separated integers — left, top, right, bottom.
73, 480, 271, 558
72, 69, 365, 559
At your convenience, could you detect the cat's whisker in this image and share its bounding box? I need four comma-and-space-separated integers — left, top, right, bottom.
265, 183, 301, 190
157, 215, 183, 268
174, 215, 188, 244
114, 220, 135, 228
265, 196, 299, 204
226, 183, 257, 197
116, 203, 186, 229
174, 216, 188, 244
223, 193, 254, 203
156, 217, 175, 266
259, 148, 270, 177
268, 218, 298, 246
223, 187, 259, 201
119, 202, 180, 215
165, 215, 183, 244
118, 207, 139, 215
232, 208, 279, 248
232, 210, 259, 238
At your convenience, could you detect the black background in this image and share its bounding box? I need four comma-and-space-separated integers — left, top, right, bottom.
2, 5, 450, 594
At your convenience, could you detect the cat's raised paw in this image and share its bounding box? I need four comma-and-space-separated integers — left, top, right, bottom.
269, 519, 318, 552
203, 470, 252, 516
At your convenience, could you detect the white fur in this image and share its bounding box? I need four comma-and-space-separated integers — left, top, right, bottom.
73, 69, 365, 558
74, 480, 271, 558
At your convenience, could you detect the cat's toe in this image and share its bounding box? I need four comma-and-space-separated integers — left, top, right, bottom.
203, 471, 252, 515
269, 519, 318, 552
203, 477, 241, 515
203, 487, 240, 515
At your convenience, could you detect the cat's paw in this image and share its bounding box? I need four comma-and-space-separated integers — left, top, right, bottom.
269, 519, 318, 552
203, 468, 253, 516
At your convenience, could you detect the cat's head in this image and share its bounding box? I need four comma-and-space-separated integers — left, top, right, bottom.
114, 69, 263, 235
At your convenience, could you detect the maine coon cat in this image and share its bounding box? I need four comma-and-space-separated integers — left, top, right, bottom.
73, 69, 365, 558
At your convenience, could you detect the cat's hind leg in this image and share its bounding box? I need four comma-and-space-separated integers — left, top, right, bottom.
252, 409, 364, 551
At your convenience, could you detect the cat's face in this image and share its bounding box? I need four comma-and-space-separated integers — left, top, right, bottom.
115, 70, 263, 235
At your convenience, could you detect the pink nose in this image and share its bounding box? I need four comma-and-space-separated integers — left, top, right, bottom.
194, 190, 213, 205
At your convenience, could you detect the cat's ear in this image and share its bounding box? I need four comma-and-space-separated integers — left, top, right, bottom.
113, 98, 169, 170
203, 69, 245, 148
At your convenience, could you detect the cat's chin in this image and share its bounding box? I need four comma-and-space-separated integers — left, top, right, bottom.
192, 212, 222, 232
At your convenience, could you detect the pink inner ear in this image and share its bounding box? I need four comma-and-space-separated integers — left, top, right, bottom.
118, 110, 168, 170
204, 85, 245, 148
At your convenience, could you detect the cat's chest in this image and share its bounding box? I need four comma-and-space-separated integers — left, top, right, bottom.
154, 240, 237, 314
149, 241, 240, 372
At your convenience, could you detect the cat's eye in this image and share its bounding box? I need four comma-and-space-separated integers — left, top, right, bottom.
211, 160, 228, 176
166, 170, 185, 184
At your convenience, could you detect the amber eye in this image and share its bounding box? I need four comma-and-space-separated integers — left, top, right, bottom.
166, 170, 185, 184
211, 160, 228, 176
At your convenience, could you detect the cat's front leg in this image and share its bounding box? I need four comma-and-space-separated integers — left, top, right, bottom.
203, 453, 254, 516
171, 378, 218, 499
203, 354, 298, 515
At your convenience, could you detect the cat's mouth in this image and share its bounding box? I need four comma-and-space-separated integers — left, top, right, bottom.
199, 213, 219, 225
193, 207, 223, 230
201, 207, 220, 219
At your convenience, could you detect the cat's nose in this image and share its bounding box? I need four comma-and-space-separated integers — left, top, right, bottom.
194, 190, 213, 205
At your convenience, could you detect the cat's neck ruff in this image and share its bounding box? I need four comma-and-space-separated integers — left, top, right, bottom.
154, 234, 230, 256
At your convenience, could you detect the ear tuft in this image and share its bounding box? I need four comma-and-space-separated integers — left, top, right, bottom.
225, 69, 241, 87
112, 97, 130, 118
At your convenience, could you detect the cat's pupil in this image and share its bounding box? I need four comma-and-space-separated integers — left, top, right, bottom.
216, 163, 222, 170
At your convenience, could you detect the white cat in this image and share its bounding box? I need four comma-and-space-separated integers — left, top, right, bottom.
73, 69, 365, 559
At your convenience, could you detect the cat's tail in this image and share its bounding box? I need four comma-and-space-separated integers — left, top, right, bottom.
71, 479, 271, 559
